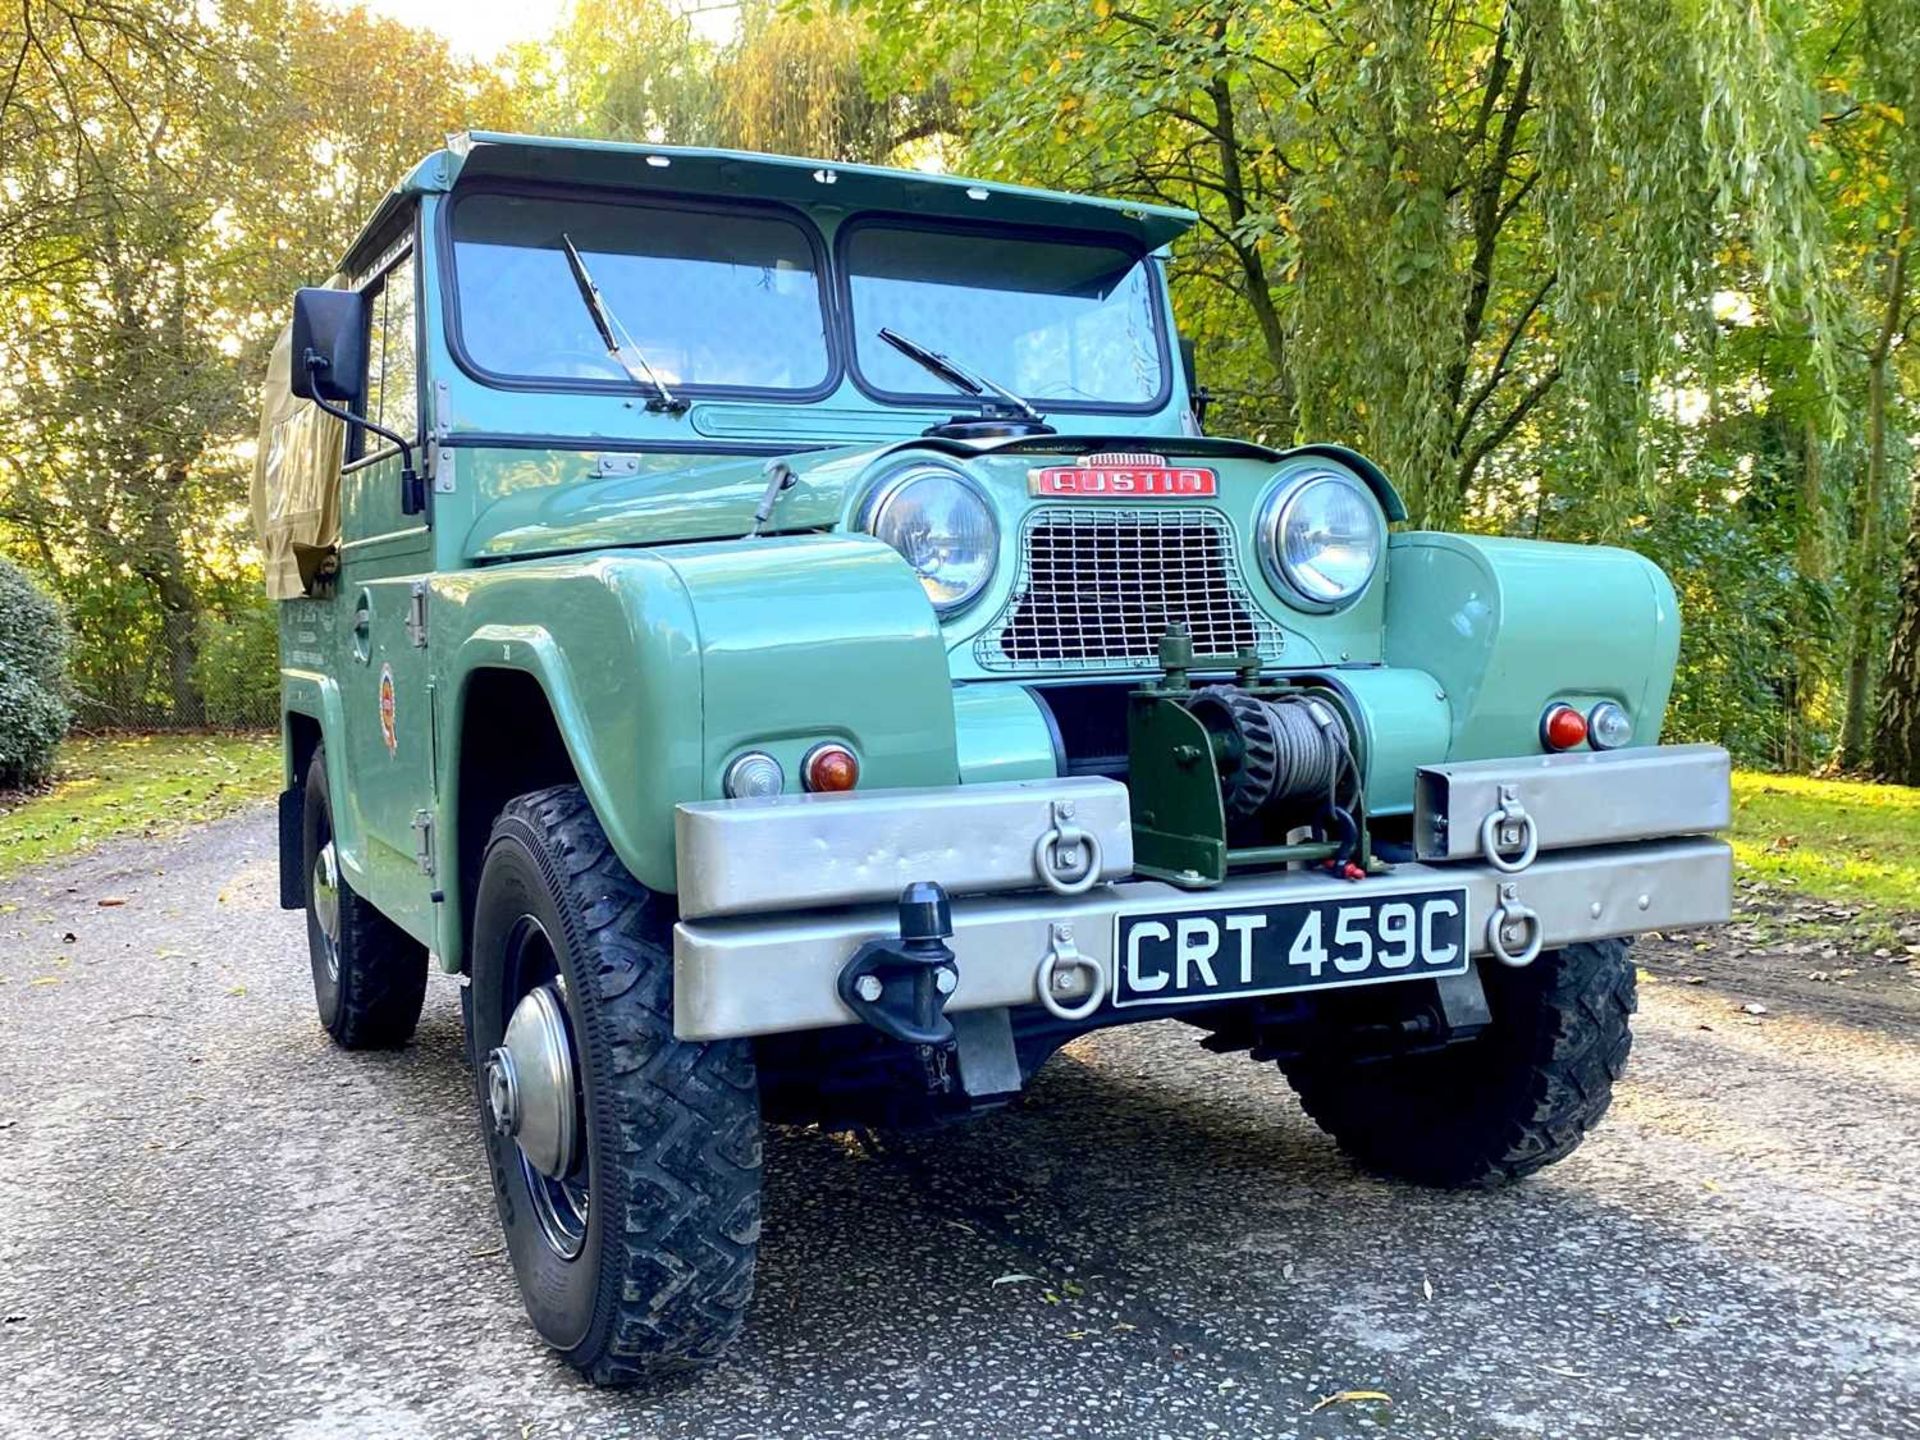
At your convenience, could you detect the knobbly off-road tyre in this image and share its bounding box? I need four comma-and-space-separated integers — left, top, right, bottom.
1280, 940, 1636, 1188
468, 785, 762, 1387
301, 747, 428, 1049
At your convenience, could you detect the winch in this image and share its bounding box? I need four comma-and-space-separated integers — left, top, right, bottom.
1127, 626, 1368, 887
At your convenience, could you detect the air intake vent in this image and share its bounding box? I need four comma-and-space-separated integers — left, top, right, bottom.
976, 507, 1283, 672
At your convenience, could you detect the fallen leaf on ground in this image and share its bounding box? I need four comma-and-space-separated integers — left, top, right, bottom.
1309, 1390, 1391, 1414
96, 898, 126, 908
992, 1273, 1038, 1287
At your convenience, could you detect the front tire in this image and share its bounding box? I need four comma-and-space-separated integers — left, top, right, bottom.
1280, 940, 1636, 1188
301, 747, 428, 1048
468, 786, 761, 1386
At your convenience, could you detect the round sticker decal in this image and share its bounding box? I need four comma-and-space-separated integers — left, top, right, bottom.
378, 663, 398, 755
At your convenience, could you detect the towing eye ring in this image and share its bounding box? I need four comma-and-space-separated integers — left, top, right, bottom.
1036, 922, 1106, 1020
1487, 882, 1544, 967
1479, 785, 1539, 874
1035, 800, 1103, 897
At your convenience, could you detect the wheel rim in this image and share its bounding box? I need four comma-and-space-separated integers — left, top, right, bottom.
497, 916, 590, 1262
310, 840, 341, 984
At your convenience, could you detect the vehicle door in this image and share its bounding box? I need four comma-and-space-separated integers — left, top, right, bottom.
333, 232, 438, 946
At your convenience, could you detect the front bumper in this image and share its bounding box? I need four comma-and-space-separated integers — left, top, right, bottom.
674, 835, 1731, 1042
672, 743, 1732, 1041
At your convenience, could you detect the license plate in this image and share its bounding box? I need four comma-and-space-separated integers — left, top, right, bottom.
1111, 887, 1471, 1008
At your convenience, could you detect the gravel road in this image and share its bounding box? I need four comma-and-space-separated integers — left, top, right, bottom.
2, 808, 1917, 1440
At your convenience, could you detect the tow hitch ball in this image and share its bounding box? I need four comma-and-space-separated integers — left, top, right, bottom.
837, 881, 960, 1048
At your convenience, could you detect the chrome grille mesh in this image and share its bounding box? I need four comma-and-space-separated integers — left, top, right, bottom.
976, 507, 1283, 672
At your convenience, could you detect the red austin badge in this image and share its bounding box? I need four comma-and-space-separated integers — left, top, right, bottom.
378, 663, 398, 755
1028, 452, 1217, 498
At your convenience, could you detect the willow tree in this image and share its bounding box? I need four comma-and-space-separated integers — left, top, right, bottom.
1861, 0, 1920, 783
512, 0, 950, 163
859, 0, 1836, 533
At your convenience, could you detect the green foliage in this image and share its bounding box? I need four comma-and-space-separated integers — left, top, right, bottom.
192, 602, 281, 729
0, 558, 73, 789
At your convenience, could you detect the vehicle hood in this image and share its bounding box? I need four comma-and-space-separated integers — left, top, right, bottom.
459, 436, 1404, 563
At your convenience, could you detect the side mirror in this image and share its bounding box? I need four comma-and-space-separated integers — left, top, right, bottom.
290, 287, 368, 405
286, 284, 424, 516
1178, 334, 1213, 432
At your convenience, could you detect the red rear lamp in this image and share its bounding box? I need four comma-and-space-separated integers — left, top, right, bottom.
804, 743, 860, 793
1541, 702, 1588, 752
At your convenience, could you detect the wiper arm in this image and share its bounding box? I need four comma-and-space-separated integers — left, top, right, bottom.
878, 327, 1045, 423
560, 233, 687, 414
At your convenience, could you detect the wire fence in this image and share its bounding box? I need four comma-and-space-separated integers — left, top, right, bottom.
67, 607, 280, 732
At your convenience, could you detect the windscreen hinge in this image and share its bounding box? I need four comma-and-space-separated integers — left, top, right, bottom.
429, 382, 456, 494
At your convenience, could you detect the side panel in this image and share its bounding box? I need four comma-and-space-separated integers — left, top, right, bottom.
1383, 533, 1681, 762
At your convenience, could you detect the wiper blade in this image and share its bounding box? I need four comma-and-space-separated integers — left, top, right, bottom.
560, 233, 687, 414
878, 327, 1045, 423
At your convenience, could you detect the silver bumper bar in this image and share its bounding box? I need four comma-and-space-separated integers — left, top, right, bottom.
675, 776, 1134, 920
1414, 743, 1730, 863
673, 837, 1731, 1040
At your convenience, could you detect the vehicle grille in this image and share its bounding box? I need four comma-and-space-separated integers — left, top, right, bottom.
975, 507, 1284, 672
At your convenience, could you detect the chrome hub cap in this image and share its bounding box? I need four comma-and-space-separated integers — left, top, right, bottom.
310, 841, 341, 983
486, 984, 579, 1182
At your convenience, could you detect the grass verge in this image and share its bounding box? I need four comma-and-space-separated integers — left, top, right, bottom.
1731, 770, 1920, 913
0, 733, 280, 881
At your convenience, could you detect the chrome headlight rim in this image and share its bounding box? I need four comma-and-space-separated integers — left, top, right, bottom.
858, 461, 1001, 617
1256, 466, 1385, 614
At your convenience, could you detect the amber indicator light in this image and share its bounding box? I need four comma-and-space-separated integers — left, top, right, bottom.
804, 743, 860, 793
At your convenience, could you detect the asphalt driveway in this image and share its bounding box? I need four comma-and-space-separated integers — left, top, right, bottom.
1, 808, 1916, 1439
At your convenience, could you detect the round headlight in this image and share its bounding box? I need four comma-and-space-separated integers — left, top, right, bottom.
861, 464, 999, 615
1258, 469, 1384, 611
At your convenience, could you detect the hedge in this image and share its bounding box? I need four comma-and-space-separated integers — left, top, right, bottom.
0, 559, 73, 788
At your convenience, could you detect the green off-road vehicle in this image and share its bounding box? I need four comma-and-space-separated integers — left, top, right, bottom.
253, 132, 1733, 1385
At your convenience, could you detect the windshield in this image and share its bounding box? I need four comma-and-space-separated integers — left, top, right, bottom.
450, 192, 831, 392
844, 223, 1166, 409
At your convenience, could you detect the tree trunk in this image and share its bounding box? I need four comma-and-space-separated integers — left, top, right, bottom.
151, 570, 204, 727
1787, 414, 1826, 771
1838, 216, 1908, 770
1876, 517, 1920, 785
1207, 71, 1295, 427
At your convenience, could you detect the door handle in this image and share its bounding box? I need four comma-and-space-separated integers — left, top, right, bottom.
352, 590, 373, 665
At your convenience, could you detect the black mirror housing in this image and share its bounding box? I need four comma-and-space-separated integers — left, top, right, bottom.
290, 287, 367, 405
1178, 334, 1212, 432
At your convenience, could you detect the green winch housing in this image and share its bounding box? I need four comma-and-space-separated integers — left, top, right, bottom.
1127, 627, 1372, 889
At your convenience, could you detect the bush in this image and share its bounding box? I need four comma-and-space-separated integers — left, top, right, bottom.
0, 559, 73, 788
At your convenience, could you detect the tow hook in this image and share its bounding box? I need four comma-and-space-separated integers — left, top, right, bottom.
837, 881, 960, 1047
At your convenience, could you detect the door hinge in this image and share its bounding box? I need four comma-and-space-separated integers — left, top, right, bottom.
406, 581, 429, 649
411, 809, 436, 877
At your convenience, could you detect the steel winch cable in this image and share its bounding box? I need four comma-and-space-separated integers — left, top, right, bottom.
1187, 687, 1353, 817
1264, 694, 1343, 804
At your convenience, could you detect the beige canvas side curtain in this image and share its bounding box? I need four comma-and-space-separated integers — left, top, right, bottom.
250, 309, 346, 601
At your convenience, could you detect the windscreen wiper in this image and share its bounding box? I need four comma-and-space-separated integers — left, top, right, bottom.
560, 233, 688, 414
877, 327, 1046, 423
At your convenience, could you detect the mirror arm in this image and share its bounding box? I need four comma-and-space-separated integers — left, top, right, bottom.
302, 351, 427, 515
